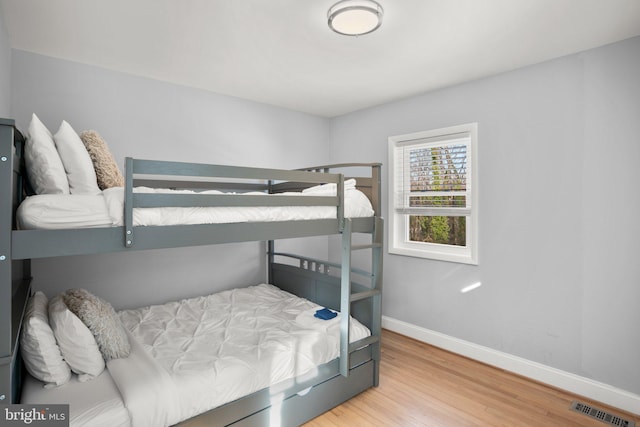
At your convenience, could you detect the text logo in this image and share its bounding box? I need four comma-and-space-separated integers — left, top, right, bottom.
1, 405, 69, 426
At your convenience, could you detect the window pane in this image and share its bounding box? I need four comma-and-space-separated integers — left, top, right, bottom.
409, 144, 467, 192
409, 215, 466, 246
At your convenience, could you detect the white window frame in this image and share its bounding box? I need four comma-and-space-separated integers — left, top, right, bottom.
388, 123, 478, 264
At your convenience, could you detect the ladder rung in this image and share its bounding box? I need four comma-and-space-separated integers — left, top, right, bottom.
350, 289, 381, 302
351, 243, 382, 251
349, 335, 380, 353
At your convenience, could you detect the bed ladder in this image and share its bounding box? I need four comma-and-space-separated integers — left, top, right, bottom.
339, 216, 383, 383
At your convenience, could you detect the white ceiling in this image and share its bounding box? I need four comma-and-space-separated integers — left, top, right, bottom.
2, 0, 640, 117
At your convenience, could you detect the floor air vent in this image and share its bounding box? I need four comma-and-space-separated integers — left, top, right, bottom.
570, 401, 635, 427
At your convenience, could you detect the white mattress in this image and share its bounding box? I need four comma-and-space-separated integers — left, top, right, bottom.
21, 284, 371, 427
16, 180, 374, 230
21, 370, 129, 427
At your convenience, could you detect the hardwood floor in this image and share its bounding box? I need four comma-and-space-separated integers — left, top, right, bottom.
305, 329, 639, 427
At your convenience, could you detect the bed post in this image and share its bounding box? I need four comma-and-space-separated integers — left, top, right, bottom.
371, 164, 381, 217
267, 179, 274, 284
337, 175, 345, 231
267, 240, 275, 284
0, 118, 32, 404
124, 157, 134, 248
0, 119, 13, 404
339, 219, 353, 377
371, 216, 384, 386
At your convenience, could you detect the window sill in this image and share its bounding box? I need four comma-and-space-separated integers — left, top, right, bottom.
388, 244, 478, 265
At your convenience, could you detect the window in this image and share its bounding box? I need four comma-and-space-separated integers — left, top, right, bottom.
388, 123, 478, 264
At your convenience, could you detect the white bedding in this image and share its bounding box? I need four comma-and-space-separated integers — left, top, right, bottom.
21, 284, 371, 427
16, 180, 374, 230
21, 370, 129, 427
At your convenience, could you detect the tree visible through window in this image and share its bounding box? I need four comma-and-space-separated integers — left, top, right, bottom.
408, 143, 467, 246
388, 123, 478, 264
409, 216, 466, 246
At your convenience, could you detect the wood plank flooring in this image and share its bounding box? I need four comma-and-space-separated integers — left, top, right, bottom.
304, 329, 640, 427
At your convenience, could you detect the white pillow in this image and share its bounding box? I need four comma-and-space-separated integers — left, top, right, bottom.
24, 113, 70, 194
48, 294, 105, 381
302, 179, 357, 194
53, 121, 101, 195
20, 291, 72, 388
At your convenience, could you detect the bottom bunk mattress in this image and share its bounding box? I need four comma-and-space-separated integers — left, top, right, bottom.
21, 284, 371, 427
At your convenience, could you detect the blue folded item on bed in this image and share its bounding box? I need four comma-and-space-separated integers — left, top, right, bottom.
314, 308, 337, 320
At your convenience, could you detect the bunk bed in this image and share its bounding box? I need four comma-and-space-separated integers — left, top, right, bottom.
0, 117, 383, 426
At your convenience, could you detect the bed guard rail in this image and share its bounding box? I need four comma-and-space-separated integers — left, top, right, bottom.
124, 158, 347, 248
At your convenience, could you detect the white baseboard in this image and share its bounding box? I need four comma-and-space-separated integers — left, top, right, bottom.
382, 315, 640, 416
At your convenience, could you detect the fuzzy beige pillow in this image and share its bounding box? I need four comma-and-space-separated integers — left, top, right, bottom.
63, 288, 131, 361
79, 130, 124, 189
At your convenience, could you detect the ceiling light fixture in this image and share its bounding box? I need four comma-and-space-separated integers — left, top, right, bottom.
328, 0, 384, 36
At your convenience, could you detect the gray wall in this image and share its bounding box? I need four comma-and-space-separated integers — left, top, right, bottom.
6, 29, 639, 397
0, 3, 11, 116
328, 36, 640, 395
580, 38, 640, 395
10, 50, 330, 310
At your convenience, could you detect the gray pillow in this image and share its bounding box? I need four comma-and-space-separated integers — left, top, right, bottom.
63, 289, 131, 361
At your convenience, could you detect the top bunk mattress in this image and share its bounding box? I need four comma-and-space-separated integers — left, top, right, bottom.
17, 180, 374, 230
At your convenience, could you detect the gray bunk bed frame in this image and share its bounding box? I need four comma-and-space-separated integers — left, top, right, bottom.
0, 117, 383, 426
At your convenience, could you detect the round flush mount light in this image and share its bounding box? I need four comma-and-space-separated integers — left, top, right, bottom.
328, 0, 384, 36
